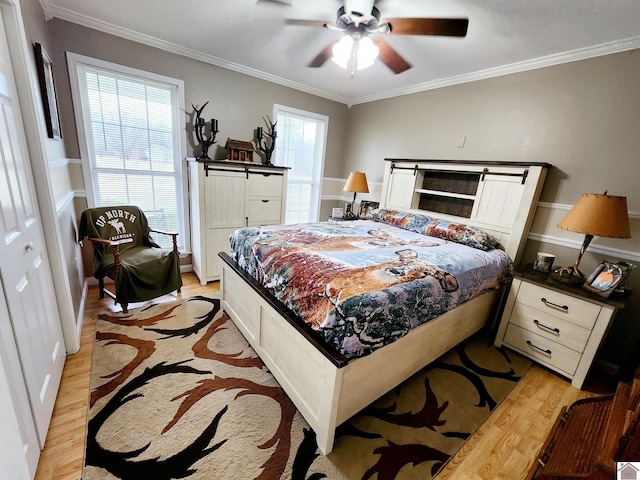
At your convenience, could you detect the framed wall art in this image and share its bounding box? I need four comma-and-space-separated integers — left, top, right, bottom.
34, 42, 62, 139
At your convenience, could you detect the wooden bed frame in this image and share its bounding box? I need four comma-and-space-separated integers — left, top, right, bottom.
219, 159, 550, 454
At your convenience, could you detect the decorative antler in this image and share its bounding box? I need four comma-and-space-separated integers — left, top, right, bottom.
192, 101, 218, 160
254, 115, 278, 166
191, 101, 208, 120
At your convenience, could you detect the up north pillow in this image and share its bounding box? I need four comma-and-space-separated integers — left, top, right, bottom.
365, 208, 500, 251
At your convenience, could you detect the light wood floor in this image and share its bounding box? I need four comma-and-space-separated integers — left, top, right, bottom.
34, 272, 607, 480
34, 273, 218, 480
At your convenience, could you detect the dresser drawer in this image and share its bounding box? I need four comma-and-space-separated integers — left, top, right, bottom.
248, 199, 282, 225
247, 172, 284, 198
504, 324, 581, 378
510, 303, 592, 353
515, 281, 600, 329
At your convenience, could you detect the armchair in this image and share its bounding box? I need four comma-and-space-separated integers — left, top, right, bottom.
79, 206, 183, 313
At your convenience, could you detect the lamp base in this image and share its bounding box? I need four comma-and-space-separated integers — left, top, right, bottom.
551, 266, 585, 286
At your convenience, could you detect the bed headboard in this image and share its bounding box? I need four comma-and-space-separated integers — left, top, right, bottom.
379, 159, 551, 265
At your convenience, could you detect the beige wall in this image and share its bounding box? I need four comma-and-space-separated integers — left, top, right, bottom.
20, 0, 67, 169
345, 49, 640, 376
19, 0, 83, 350
47, 18, 349, 179
48, 18, 350, 275
345, 50, 640, 209
46, 16, 639, 376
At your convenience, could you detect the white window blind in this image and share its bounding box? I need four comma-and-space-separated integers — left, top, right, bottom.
69, 54, 187, 250
274, 105, 328, 224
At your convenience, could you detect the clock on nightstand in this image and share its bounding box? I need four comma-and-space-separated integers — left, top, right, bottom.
495, 267, 630, 389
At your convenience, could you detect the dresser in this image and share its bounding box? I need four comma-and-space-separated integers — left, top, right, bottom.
495, 268, 628, 388
188, 159, 288, 284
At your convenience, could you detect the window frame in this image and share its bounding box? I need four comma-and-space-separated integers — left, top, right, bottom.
273, 104, 328, 223
66, 52, 190, 252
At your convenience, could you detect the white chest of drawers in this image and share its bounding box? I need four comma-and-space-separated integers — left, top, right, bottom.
495, 271, 627, 388
188, 159, 288, 284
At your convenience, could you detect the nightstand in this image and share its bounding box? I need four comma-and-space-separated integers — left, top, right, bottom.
495, 268, 629, 389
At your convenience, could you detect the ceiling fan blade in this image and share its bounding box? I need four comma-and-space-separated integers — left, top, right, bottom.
309, 40, 339, 68
384, 18, 469, 37
286, 19, 332, 28
374, 37, 411, 74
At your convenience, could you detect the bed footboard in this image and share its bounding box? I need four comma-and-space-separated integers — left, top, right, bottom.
220, 253, 345, 453
219, 252, 503, 454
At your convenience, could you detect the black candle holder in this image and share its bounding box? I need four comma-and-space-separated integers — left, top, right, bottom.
192, 101, 218, 160
254, 115, 277, 166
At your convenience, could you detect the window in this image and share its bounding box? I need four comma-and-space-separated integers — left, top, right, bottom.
274, 105, 328, 224
67, 53, 188, 250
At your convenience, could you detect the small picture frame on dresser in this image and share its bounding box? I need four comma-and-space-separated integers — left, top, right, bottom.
582, 260, 632, 297
344, 202, 354, 218
359, 201, 379, 218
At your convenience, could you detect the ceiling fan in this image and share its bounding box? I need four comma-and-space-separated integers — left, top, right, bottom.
284, 0, 468, 75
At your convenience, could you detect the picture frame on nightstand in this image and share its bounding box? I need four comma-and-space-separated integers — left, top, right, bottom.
582, 260, 632, 298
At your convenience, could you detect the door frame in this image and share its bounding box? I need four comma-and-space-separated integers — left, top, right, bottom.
0, 0, 79, 353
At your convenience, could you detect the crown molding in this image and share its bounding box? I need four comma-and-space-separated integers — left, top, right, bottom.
350, 36, 640, 105
45, 4, 350, 105
44, 1, 640, 106
38, 0, 52, 20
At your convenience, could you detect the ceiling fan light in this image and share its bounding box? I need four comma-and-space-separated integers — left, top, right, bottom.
356, 36, 379, 70
331, 35, 354, 69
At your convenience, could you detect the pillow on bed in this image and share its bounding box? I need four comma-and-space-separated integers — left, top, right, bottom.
365, 208, 500, 251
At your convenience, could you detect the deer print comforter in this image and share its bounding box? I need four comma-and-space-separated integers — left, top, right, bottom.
229, 216, 512, 359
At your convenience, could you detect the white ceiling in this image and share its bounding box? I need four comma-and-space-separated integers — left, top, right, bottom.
41, 0, 640, 105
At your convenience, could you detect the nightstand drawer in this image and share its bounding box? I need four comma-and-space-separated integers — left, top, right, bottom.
516, 281, 599, 329
504, 324, 581, 377
510, 303, 592, 353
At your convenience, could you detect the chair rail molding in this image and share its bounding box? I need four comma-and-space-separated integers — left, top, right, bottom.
529, 201, 640, 262
321, 176, 381, 204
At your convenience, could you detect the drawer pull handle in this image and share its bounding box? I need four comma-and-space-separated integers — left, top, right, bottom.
534, 319, 560, 334
261, 199, 269, 203
527, 340, 552, 356
541, 297, 569, 311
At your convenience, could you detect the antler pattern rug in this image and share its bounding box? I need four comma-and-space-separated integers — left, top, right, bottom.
84, 295, 530, 480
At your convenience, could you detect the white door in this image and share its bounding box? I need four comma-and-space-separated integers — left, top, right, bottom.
0, 10, 65, 451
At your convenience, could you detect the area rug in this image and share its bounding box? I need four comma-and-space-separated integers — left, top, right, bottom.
84, 294, 531, 480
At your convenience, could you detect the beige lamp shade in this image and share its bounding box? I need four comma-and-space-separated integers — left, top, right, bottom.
343, 172, 369, 194
557, 193, 631, 239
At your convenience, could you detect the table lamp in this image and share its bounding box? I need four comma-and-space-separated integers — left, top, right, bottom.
343, 171, 369, 218
555, 192, 631, 284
